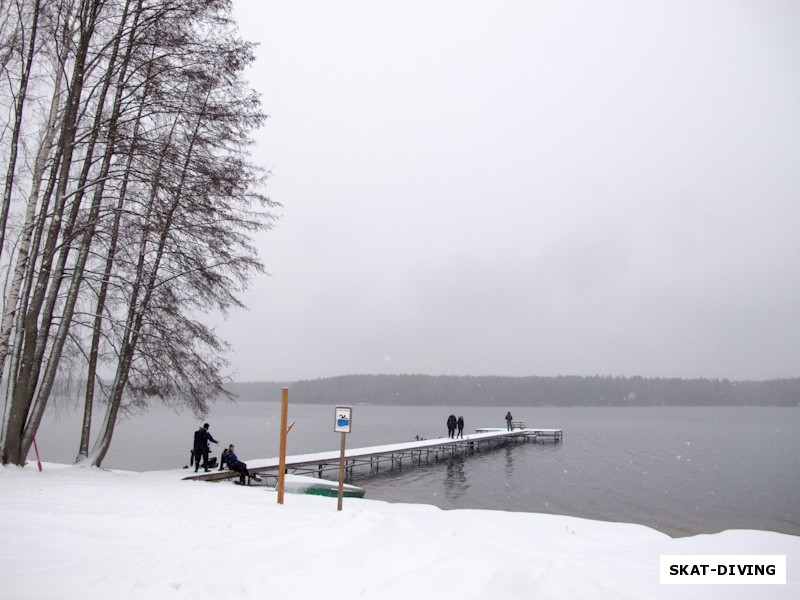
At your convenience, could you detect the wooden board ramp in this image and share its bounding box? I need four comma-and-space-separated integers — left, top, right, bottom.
183, 427, 562, 484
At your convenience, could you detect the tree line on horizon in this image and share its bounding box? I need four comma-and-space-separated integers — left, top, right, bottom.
225, 374, 800, 407
0, 0, 272, 467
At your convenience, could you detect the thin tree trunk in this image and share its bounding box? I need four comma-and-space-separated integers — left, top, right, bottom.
79, 40, 151, 460
89, 90, 209, 467
2, 0, 102, 465
0, 0, 41, 264
20, 0, 140, 462
0, 58, 65, 450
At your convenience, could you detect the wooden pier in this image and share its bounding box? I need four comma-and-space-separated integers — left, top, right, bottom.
184, 427, 562, 484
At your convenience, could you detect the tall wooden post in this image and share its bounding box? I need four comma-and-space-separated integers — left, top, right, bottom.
334, 406, 352, 511
337, 431, 346, 511
278, 387, 288, 504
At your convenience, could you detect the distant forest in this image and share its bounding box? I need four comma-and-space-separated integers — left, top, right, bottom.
225, 375, 800, 407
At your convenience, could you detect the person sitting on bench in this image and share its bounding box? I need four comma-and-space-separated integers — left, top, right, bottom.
226, 444, 261, 484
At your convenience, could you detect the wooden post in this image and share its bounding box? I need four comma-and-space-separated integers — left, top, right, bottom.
337, 431, 346, 511
333, 405, 352, 511
278, 387, 288, 504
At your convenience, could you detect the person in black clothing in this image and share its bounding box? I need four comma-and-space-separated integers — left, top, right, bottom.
226, 444, 261, 484
456, 416, 464, 439
505, 411, 513, 431
193, 423, 218, 472
447, 414, 457, 439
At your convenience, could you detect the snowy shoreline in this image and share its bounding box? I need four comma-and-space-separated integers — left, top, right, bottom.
1, 463, 797, 599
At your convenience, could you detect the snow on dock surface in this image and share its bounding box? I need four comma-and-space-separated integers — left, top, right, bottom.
184, 428, 559, 482
1, 463, 797, 600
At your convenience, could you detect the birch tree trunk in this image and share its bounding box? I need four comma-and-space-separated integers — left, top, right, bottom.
0, 34, 67, 449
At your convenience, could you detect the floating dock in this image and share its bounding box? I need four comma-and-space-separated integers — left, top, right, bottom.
184, 427, 562, 484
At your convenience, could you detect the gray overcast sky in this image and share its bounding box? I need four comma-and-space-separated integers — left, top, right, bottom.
221, 0, 800, 382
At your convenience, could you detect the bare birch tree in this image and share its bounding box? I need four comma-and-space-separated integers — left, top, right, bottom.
1, 0, 275, 467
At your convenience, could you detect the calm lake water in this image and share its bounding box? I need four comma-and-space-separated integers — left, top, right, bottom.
28, 401, 800, 538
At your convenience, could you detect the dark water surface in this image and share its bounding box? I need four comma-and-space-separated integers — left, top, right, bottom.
29, 402, 800, 538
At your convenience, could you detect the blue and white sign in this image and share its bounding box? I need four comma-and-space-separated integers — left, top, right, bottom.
334, 406, 352, 433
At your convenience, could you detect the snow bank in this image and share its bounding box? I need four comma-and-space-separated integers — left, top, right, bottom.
1, 464, 797, 599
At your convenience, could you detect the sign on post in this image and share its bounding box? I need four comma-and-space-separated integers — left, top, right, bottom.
334, 406, 352, 510
334, 406, 352, 433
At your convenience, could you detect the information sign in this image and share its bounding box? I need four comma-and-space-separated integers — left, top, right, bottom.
334, 406, 352, 433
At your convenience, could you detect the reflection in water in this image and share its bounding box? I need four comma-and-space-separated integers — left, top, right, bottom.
505, 444, 515, 477
444, 457, 468, 502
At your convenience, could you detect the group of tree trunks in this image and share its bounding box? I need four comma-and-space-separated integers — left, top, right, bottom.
0, 0, 275, 467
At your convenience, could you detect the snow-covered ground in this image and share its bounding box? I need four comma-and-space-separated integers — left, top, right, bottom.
1, 464, 797, 599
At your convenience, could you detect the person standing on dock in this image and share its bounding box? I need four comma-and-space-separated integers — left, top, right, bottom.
457, 416, 464, 438
447, 414, 457, 438
505, 411, 513, 431
193, 423, 218, 472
